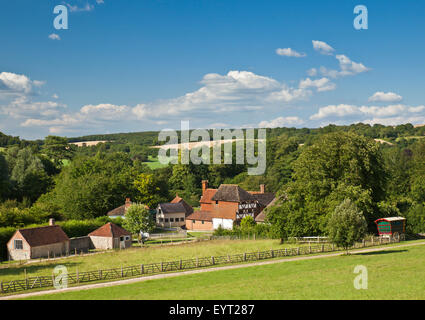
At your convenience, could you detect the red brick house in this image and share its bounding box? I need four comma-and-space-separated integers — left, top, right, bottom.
7, 219, 69, 261
186, 180, 275, 231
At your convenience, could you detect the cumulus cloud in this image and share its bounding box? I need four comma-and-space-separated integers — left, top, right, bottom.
65, 3, 94, 12
299, 77, 336, 92
0, 72, 44, 95
307, 68, 318, 77
368, 91, 403, 103
131, 70, 320, 120
312, 40, 335, 55
48, 33, 61, 40
276, 48, 306, 58
310, 103, 425, 126
258, 116, 305, 128
319, 54, 370, 78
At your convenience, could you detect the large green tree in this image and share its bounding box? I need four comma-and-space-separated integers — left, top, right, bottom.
326, 199, 368, 254
268, 132, 387, 237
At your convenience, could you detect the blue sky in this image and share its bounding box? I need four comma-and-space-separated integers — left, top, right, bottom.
0, 0, 424, 139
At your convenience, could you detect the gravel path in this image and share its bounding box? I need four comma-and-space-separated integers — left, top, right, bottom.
2, 241, 425, 300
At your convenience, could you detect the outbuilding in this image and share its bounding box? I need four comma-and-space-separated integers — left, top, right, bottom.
88, 222, 132, 250
7, 219, 69, 261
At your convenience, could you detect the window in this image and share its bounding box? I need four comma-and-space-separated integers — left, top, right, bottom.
180, 217, 185, 222
192, 220, 195, 223
170, 218, 174, 222
165, 218, 169, 222
202, 221, 204, 224
120, 236, 124, 241
125, 236, 130, 241
14, 239, 23, 250
215, 200, 218, 204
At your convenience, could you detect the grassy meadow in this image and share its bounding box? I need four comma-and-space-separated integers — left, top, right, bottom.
0, 239, 304, 283
23, 243, 425, 300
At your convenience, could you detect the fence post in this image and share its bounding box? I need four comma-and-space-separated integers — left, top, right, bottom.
76, 267, 79, 283
211, 256, 215, 265
161, 262, 164, 272
179, 260, 182, 270
321, 244, 324, 252
196, 258, 199, 268
52, 271, 55, 286
297, 247, 300, 255
309, 245, 312, 254
258, 251, 260, 260
24, 269, 28, 290
271, 249, 274, 258
141, 264, 144, 274
0, 281, 3, 294
243, 253, 247, 261
284, 248, 287, 256
121, 265, 124, 277
227, 254, 230, 263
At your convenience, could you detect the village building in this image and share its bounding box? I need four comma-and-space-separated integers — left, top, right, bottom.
88, 222, 132, 250
186, 180, 275, 231
107, 198, 133, 219
156, 195, 193, 229
7, 219, 69, 261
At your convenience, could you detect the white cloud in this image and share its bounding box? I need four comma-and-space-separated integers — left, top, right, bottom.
310, 103, 425, 126
48, 33, 61, 40
299, 77, 336, 92
0, 72, 44, 95
320, 54, 370, 78
276, 48, 306, 58
312, 40, 335, 55
307, 68, 317, 77
66, 3, 94, 12
310, 104, 360, 120
258, 116, 304, 128
368, 91, 402, 103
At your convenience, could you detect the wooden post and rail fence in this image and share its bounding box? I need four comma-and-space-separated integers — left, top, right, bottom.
0, 236, 400, 295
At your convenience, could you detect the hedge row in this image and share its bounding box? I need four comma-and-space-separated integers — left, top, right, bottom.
0, 217, 123, 260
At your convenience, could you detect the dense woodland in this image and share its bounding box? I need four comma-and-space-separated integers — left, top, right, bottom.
0, 123, 424, 242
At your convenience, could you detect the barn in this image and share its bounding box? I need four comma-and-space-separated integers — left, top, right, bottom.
88, 222, 132, 250
7, 219, 69, 261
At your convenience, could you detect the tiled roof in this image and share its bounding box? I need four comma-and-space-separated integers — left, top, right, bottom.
170, 195, 194, 216
211, 184, 255, 202
251, 192, 275, 207
159, 202, 187, 214
200, 188, 217, 204
88, 222, 131, 238
186, 210, 213, 222
107, 204, 126, 217
16, 225, 69, 247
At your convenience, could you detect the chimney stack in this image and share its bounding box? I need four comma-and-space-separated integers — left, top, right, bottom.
49, 218, 55, 226
202, 180, 208, 195
260, 184, 265, 194
125, 198, 131, 209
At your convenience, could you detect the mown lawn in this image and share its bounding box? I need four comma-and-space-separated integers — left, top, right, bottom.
0, 239, 301, 282
24, 243, 425, 300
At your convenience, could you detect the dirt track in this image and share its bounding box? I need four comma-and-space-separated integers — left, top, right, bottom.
2, 241, 425, 300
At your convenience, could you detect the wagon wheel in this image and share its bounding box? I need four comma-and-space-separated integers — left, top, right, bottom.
392, 232, 400, 242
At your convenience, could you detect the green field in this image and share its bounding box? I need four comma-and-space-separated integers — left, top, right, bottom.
23, 243, 425, 300
0, 239, 300, 283
142, 155, 169, 169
